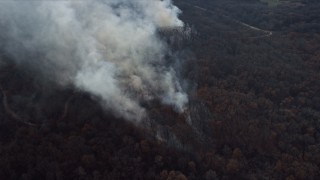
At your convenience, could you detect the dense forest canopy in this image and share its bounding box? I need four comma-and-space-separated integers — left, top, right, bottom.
0, 0, 319, 179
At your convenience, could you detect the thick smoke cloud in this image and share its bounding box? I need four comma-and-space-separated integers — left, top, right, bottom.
0, 0, 188, 121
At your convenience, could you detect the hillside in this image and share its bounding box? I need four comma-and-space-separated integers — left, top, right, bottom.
0, 0, 320, 179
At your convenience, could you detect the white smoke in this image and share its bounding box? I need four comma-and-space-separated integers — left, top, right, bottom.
0, 0, 188, 121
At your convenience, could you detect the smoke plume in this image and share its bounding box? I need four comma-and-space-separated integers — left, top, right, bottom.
0, 0, 188, 121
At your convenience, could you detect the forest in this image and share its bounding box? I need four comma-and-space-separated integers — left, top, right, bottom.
0, 0, 319, 179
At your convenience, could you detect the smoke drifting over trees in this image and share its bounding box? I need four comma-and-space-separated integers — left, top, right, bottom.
0, 0, 188, 121
1, 0, 320, 179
